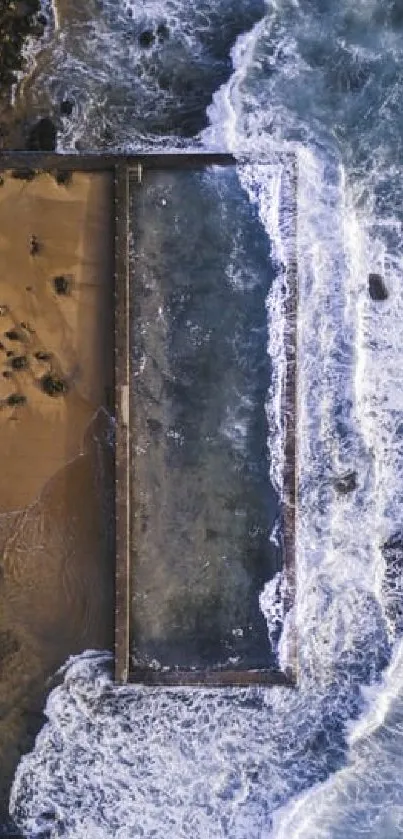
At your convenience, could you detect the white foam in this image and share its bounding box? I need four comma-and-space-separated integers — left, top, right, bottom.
346, 635, 403, 746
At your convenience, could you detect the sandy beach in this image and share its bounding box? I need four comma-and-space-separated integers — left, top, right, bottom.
0, 169, 115, 815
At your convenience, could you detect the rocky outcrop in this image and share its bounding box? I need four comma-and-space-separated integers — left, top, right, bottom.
368, 272, 389, 301
0, 0, 47, 147
26, 115, 57, 150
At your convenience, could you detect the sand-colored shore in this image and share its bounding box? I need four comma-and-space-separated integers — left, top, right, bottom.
0, 169, 115, 815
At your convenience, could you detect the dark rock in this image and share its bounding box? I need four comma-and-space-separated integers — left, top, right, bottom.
6, 351, 14, 358
40, 373, 68, 397
40, 809, 56, 822
146, 417, 163, 434
11, 168, 36, 181
11, 355, 28, 370
6, 393, 26, 406
34, 350, 52, 362
157, 23, 170, 42
5, 330, 20, 341
334, 470, 357, 495
382, 532, 403, 631
26, 117, 57, 151
139, 29, 155, 48
368, 273, 388, 301
55, 169, 72, 186
2, 371, 11, 378
53, 275, 71, 296
60, 98, 74, 117
29, 234, 40, 256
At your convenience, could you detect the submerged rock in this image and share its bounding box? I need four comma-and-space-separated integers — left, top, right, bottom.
157, 23, 170, 43
334, 470, 357, 495
139, 29, 155, 48
60, 99, 74, 117
26, 117, 57, 151
368, 272, 388, 301
382, 532, 403, 633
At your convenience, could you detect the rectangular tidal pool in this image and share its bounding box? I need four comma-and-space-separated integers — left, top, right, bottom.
127, 165, 285, 681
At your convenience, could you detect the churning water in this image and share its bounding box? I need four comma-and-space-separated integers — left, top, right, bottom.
9, 0, 403, 836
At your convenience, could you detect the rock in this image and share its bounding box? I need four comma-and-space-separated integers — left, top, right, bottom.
11, 355, 28, 371
157, 23, 170, 42
382, 532, 403, 631
368, 272, 388, 301
40, 373, 68, 397
6, 393, 26, 406
60, 98, 74, 117
34, 350, 52, 362
5, 329, 21, 341
53, 275, 71, 296
139, 29, 155, 48
29, 234, 41, 256
54, 169, 72, 186
26, 117, 57, 151
334, 470, 357, 495
11, 168, 36, 180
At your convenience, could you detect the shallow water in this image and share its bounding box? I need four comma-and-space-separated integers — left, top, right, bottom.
128, 165, 279, 673
8, 0, 403, 836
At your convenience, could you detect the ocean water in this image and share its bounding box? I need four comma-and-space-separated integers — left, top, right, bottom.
9, 0, 403, 836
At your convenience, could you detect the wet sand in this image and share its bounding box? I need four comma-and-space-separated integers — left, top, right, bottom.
0, 170, 115, 816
